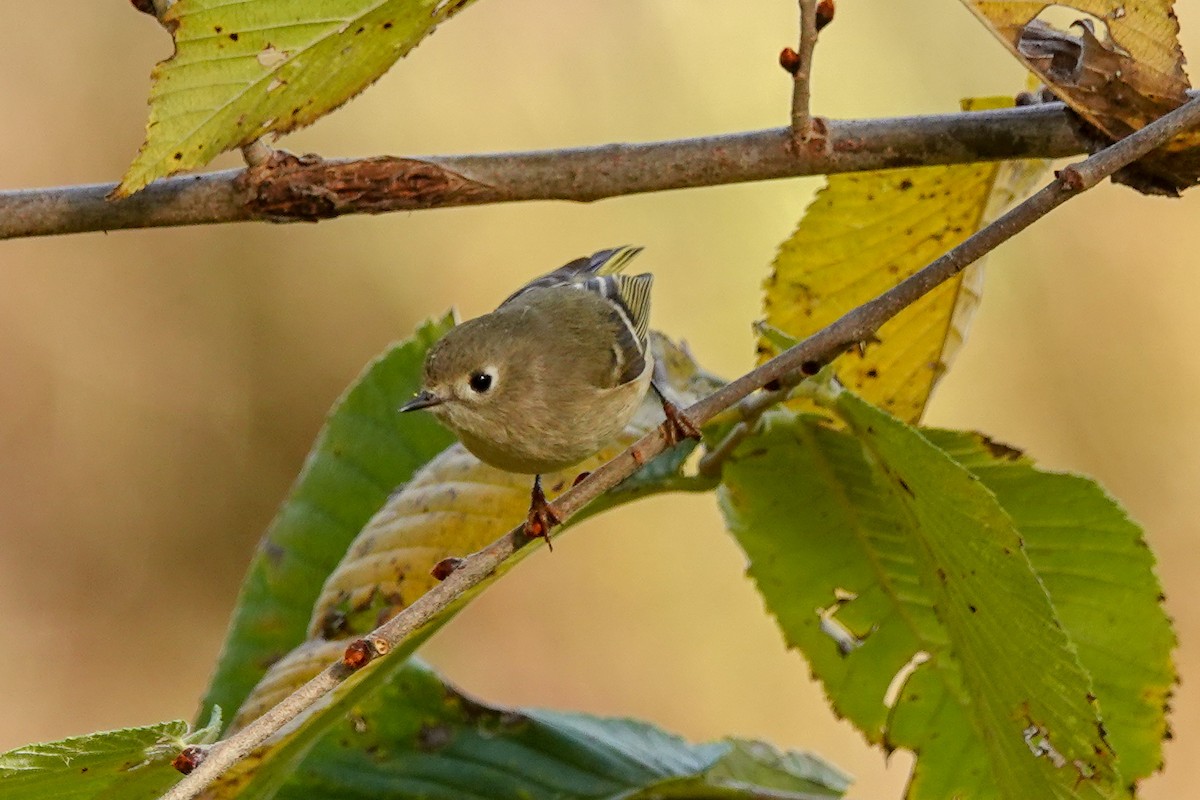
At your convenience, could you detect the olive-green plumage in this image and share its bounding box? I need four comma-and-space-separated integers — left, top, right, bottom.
401, 246, 654, 475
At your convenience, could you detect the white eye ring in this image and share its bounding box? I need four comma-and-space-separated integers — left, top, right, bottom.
467, 366, 498, 394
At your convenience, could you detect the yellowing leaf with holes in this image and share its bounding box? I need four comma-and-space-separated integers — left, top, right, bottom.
117, 0, 479, 196
200, 332, 722, 800
961, 1, 1199, 192
760, 99, 1047, 423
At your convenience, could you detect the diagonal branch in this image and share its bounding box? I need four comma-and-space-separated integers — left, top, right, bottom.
154, 92, 1200, 800
2, 103, 1096, 241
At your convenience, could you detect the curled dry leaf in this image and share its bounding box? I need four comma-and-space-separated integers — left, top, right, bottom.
961, 0, 1200, 193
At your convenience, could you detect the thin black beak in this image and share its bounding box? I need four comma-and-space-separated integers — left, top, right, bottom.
398, 390, 444, 413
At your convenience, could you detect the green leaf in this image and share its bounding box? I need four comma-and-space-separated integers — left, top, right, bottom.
199, 314, 456, 730
924, 429, 1176, 785
0, 719, 215, 800
718, 396, 1143, 799
118, 0, 479, 195
270, 660, 849, 800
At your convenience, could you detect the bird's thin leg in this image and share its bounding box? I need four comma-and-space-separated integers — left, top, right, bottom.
652, 380, 701, 447
525, 474, 562, 550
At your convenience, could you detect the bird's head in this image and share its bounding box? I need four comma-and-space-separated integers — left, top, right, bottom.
399, 317, 533, 440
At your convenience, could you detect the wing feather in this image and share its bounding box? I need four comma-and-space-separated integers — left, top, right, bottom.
501, 246, 653, 386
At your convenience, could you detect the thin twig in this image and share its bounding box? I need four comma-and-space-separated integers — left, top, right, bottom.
698, 389, 789, 478
154, 91, 1200, 800
1, 103, 1095, 240
791, 0, 819, 145
698, 420, 755, 478
699, 336, 829, 478
698, 359, 833, 478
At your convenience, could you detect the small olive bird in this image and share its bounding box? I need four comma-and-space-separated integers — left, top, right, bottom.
399, 246, 698, 545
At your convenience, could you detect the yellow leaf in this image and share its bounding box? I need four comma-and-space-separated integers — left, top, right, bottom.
117, 0, 479, 196
761, 98, 1048, 423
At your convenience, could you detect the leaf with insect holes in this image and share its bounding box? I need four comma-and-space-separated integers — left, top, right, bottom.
117, 0, 480, 196
195, 333, 723, 800
717, 394, 1171, 798
759, 96, 1048, 423
924, 429, 1176, 784
961, 0, 1200, 193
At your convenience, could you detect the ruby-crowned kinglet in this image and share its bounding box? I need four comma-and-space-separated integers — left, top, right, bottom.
399, 246, 698, 545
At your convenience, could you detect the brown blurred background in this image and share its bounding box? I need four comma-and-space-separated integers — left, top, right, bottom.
2, 2, 1198, 797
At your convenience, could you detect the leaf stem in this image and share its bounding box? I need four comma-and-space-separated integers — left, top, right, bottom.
239, 140, 276, 168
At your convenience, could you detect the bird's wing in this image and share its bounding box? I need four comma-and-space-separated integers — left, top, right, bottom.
503, 246, 653, 386
590, 272, 653, 384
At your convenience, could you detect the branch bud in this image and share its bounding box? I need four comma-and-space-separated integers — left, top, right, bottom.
779, 47, 801, 76
816, 0, 836, 32
431, 557, 466, 581
172, 746, 208, 775
342, 637, 389, 670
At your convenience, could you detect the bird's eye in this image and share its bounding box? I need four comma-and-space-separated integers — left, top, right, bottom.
468, 371, 494, 393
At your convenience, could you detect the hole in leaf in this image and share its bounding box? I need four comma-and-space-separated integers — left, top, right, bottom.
1023, 722, 1067, 768
817, 589, 868, 655
883, 650, 930, 709
257, 45, 289, 69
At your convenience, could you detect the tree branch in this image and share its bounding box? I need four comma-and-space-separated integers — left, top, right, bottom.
154, 91, 1200, 800
2, 103, 1094, 240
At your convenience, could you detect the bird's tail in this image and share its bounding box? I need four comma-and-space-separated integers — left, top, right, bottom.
588, 244, 644, 276
502, 245, 646, 303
